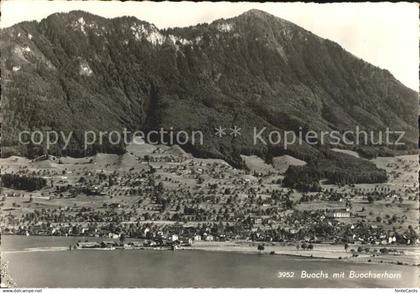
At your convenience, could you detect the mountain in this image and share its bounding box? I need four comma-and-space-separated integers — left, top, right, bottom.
1, 9, 417, 175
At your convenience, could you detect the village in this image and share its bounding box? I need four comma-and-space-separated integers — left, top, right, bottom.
0, 142, 418, 261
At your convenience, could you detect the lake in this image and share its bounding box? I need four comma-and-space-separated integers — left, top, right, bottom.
1, 235, 418, 287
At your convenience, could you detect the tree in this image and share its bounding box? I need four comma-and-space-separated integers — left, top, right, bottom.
344, 243, 349, 252
1, 174, 46, 191
119, 233, 126, 244
155, 182, 164, 194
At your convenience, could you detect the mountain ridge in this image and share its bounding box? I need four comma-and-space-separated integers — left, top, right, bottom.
1, 9, 417, 173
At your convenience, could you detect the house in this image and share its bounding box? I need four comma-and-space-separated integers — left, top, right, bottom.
101, 240, 118, 248
125, 241, 143, 248
205, 235, 214, 241
193, 235, 202, 241
326, 209, 351, 218
332, 212, 351, 218
108, 233, 120, 239
254, 218, 262, 225
77, 242, 100, 249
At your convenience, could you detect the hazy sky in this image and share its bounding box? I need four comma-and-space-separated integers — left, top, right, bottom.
1, 1, 418, 90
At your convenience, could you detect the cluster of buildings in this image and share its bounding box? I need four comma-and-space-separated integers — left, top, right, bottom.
0, 149, 418, 247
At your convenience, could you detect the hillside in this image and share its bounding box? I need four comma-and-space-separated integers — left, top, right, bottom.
1, 9, 417, 173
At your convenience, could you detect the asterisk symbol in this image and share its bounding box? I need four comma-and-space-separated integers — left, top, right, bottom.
229, 125, 241, 137
214, 126, 226, 137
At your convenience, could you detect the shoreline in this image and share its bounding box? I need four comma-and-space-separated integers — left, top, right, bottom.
2, 235, 419, 267
181, 241, 420, 267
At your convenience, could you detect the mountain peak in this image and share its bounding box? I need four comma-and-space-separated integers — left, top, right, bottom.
234, 9, 295, 33
241, 9, 275, 18
46, 10, 97, 21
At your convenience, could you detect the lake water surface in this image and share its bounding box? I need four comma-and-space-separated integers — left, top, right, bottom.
1, 235, 418, 287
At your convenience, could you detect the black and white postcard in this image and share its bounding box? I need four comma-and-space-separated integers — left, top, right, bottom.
0, 1, 418, 289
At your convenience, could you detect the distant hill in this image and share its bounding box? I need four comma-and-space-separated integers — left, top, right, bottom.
1, 9, 417, 180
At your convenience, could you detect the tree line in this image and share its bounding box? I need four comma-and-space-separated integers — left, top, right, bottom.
1, 174, 47, 191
